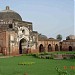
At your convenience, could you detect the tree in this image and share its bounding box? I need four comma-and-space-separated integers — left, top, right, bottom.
56, 34, 62, 41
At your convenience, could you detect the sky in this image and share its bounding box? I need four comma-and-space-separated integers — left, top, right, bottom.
0, 0, 74, 40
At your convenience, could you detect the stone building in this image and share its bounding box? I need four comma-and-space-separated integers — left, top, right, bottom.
0, 6, 60, 55
61, 35, 75, 51
38, 34, 60, 52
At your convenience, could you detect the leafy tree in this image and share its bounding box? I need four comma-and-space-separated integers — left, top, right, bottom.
56, 34, 62, 41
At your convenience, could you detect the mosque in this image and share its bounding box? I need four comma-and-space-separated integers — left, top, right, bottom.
0, 6, 74, 55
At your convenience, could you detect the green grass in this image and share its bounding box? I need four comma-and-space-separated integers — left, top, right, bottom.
0, 55, 75, 75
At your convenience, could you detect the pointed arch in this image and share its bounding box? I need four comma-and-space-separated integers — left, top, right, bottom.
19, 38, 27, 54
55, 44, 59, 51
69, 46, 72, 51
39, 44, 44, 52
48, 44, 52, 52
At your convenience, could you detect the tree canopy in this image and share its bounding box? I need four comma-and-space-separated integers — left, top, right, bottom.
56, 34, 62, 41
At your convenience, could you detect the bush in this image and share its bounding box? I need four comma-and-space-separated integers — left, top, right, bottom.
49, 56, 54, 59
41, 56, 46, 59
56, 67, 68, 75
44, 52, 49, 55
46, 56, 49, 59
18, 62, 35, 65
63, 57, 67, 59
38, 55, 41, 59
50, 54, 54, 59
25, 54, 32, 56
70, 56, 75, 59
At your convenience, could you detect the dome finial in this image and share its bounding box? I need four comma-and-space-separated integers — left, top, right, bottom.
6, 6, 10, 10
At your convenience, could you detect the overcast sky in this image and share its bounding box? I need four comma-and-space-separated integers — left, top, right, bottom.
0, 0, 74, 40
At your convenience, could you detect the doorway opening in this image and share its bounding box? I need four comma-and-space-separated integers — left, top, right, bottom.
48, 44, 52, 52
69, 46, 72, 51
39, 44, 44, 52
19, 38, 27, 54
55, 44, 59, 51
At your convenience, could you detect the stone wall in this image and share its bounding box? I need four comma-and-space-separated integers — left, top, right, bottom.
62, 41, 75, 51
37, 40, 60, 52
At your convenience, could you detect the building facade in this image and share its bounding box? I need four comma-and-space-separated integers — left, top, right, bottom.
61, 35, 75, 51
0, 6, 74, 55
0, 6, 38, 55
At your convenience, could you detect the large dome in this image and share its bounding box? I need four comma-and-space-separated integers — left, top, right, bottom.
0, 6, 22, 21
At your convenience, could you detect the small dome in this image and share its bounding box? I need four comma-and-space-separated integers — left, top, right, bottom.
0, 6, 22, 21
38, 34, 47, 39
66, 35, 75, 40
69, 35, 75, 39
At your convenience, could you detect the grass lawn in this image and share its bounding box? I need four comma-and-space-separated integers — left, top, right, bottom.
0, 55, 75, 75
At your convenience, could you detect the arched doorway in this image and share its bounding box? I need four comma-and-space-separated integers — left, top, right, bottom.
39, 44, 44, 52
60, 42, 62, 51
55, 44, 59, 51
48, 44, 52, 52
69, 46, 72, 51
19, 38, 27, 54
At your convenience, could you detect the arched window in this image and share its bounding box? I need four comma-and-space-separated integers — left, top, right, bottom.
9, 24, 13, 28
22, 29, 25, 34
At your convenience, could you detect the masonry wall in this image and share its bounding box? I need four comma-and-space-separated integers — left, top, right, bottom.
9, 31, 19, 55
62, 41, 75, 51
0, 31, 8, 54
0, 30, 19, 55
37, 40, 60, 52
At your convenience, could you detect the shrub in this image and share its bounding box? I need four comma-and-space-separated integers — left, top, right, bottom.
38, 55, 41, 59
35, 54, 39, 57
74, 56, 75, 59
40, 53, 45, 55
46, 56, 50, 59
50, 54, 54, 59
18, 62, 35, 65
44, 52, 49, 55
63, 57, 67, 59
41, 56, 46, 59
56, 67, 68, 75
70, 56, 75, 59
49, 56, 54, 59
45, 55, 51, 59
